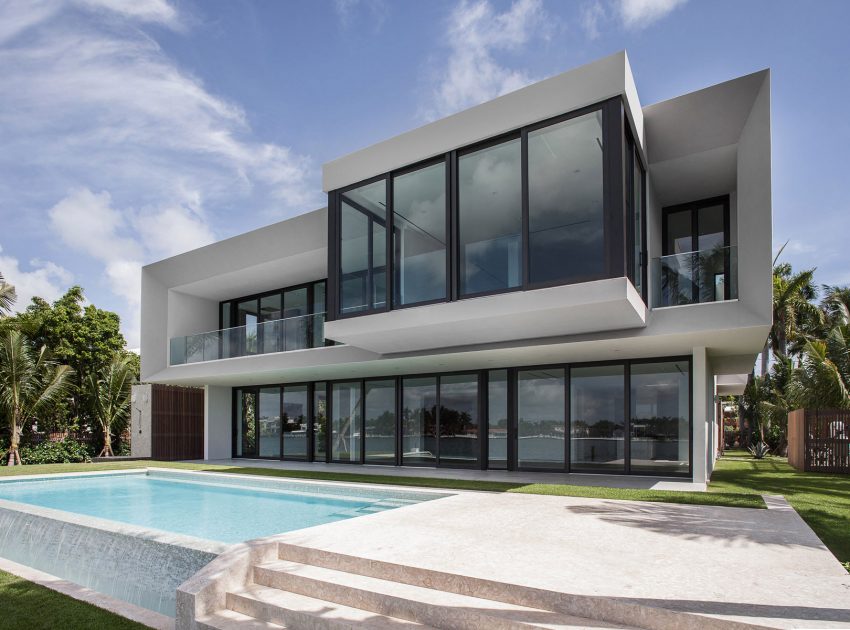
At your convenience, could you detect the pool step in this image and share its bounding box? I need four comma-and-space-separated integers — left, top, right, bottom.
197, 608, 285, 630
253, 559, 632, 630
228, 584, 432, 629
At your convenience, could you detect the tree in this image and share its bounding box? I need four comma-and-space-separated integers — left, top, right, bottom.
0, 272, 15, 317
0, 330, 72, 465
88, 355, 135, 457
768, 263, 822, 365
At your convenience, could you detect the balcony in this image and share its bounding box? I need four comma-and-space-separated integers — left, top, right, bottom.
652, 246, 738, 308
169, 313, 328, 366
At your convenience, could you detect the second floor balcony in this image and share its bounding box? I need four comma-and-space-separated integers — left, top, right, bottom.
652, 246, 738, 308
169, 312, 329, 366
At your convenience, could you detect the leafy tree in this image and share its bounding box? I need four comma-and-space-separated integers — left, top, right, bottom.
765, 263, 821, 374
88, 355, 135, 457
0, 330, 72, 465
0, 272, 15, 317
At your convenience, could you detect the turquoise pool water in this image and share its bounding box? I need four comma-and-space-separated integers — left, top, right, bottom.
0, 471, 442, 544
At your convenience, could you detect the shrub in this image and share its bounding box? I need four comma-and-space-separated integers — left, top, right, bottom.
19, 439, 91, 465
748, 441, 771, 459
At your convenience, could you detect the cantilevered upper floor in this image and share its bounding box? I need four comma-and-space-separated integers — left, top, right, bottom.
140, 51, 771, 390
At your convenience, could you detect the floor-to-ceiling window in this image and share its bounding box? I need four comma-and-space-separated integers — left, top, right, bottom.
517, 368, 565, 470
571, 365, 625, 472
283, 385, 308, 460
630, 361, 690, 474
312, 383, 327, 461
339, 180, 387, 315
402, 377, 437, 465
487, 369, 509, 469
365, 379, 396, 463
393, 161, 447, 307
439, 374, 479, 467
331, 382, 362, 462
235, 389, 256, 458
257, 387, 281, 458
528, 110, 605, 286
458, 137, 522, 297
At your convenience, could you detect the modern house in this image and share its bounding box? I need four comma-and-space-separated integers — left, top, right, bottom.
140, 51, 772, 485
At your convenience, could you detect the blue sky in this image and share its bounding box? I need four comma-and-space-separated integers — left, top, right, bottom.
1, 0, 848, 348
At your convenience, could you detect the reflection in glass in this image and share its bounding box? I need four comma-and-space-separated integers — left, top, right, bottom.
632, 146, 645, 297
237, 299, 258, 355
517, 369, 565, 469
313, 282, 327, 347
402, 377, 437, 465
340, 180, 386, 314
528, 111, 604, 285
258, 387, 281, 458
393, 162, 447, 306
313, 383, 327, 461
487, 370, 509, 469
283, 385, 308, 460
458, 139, 522, 296
630, 362, 690, 474
239, 389, 256, 458
571, 365, 625, 471
259, 294, 282, 353
332, 382, 362, 462
284, 287, 308, 351
365, 380, 396, 463
439, 374, 479, 466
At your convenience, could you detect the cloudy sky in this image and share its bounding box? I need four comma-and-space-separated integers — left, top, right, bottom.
1, 0, 848, 349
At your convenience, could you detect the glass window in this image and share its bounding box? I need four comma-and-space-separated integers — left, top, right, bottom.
313, 281, 326, 347
487, 370, 509, 470
402, 377, 437, 465
220, 302, 232, 329
517, 369, 565, 469
393, 162, 447, 306
571, 365, 625, 472
666, 210, 692, 255
528, 110, 604, 285
259, 293, 282, 354
630, 361, 690, 474
238, 389, 256, 458
340, 180, 387, 314
284, 287, 308, 351
632, 146, 645, 298
458, 138, 522, 296
365, 380, 396, 463
313, 383, 327, 461
237, 299, 258, 355
439, 374, 479, 466
258, 387, 281, 458
282, 385, 308, 460
331, 382, 362, 462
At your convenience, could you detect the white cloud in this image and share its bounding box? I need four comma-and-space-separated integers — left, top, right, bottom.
617, 0, 686, 30
0, 245, 72, 310
581, 1, 606, 40
133, 204, 215, 259
424, 0, 548, 120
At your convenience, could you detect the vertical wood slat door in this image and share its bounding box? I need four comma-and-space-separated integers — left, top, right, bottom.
151, 384, 204, 461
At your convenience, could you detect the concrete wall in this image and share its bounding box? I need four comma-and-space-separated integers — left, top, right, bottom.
204, 386, 232, 460
130, 384, 152, 459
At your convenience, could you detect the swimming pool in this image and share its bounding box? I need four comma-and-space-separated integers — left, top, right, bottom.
0, 469, 450, 616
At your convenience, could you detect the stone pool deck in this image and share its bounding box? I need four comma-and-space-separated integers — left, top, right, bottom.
264, 489, 850, 629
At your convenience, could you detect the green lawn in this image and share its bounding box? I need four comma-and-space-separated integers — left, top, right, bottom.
709, 452, 850, 571
0, 459, 764, 508
0, 569, 148, 630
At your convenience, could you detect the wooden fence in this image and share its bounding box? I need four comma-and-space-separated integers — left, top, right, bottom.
787, 408, 849, 474
151, 384, 204, 461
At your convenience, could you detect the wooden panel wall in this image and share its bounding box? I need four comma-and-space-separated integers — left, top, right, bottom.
787, 409, 805, 471
805, 409, 849, 474
151, 384, 204, 461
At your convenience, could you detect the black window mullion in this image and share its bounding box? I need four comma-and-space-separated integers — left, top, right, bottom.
521, 128, 530, 288
507, 368, 517, 471
449, 151, 459, 302
624, 362, 631, 475
387, 176, 394, 311
565, 366, 571, 473
279, 387, 285, 461
479, 371, 487, 470
360, 379, 366, 464
435, 376, 441, 467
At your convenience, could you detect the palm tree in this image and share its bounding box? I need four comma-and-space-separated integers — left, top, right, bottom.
763, 263, 822, 375
88, 355, 135, 457
0, 272, 15, 317
0, 330, 72, 465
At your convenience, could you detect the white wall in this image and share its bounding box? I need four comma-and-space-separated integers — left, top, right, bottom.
140, 270, 167, 381
204, 386, 232, 460
130, 384, 152, 458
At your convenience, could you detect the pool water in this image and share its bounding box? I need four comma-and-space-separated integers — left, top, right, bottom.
0, 471, 442, 543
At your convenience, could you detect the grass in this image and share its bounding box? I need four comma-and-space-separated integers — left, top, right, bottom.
0, 458, 765, 509
709, 452, 850, 569
0, 569, 148, 630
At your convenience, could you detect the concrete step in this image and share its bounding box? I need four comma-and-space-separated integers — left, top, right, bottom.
228, 583, 433, 629
197, 608, 286, 630
254, 559, 633, 630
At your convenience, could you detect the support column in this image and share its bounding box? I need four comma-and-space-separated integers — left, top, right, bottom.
692, 347, 713, 485
204, 385, 232, 461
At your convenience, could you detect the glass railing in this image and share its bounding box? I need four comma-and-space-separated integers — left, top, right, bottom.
651, 246, 737, 308
169, 312, 329, 365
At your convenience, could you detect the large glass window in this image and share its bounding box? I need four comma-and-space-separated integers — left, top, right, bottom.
365, 380, 396, 464
630, 361, 690, 474
340, 180, 387, 315
283, 385, 308, 460
283, 287, 308, 351
393, 162, 447, 307
237, 389, 256, 458
458, 138, 522, 296
313, 282, 327, 347
487, 370, 509, 469
331, 382, 362, 462
402, 377, 437, 465
629, 142, 645, 299
517, 369, 565, 469
258, 387, 281, 458
312, 383, 327, 461
528, 110, 604, 285
439, 374, 479, 466
259, 293, 282, 354
571, 365, 625, 472
237, 299, 259, 355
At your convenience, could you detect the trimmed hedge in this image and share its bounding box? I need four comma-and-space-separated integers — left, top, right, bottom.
19, 439, 92, 465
